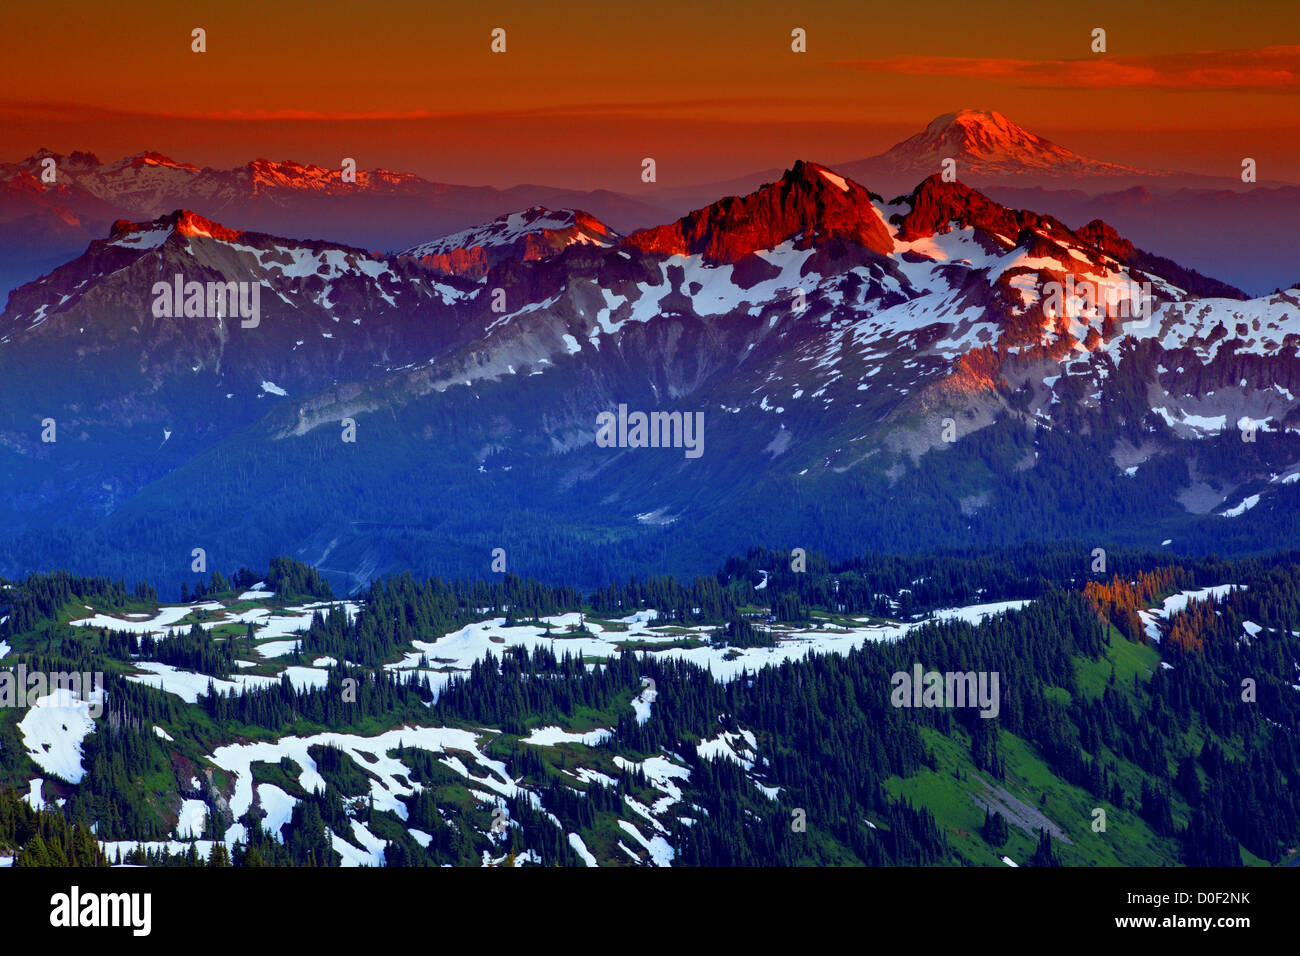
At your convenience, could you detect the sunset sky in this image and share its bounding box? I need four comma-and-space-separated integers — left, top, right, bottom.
3, 0, 1298, 188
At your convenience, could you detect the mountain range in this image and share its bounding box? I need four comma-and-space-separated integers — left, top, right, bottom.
0, 149, 669, 305
629, 109, 1300, 296
3, 110, 1297, 303
2, 153, 1298, 594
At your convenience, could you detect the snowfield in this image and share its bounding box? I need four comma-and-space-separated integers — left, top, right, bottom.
522, 726, 612, 747
18, 689, 101, 783
70, 600, 359, 643
175, 799, 208, 838
384, 601, 1030, 690
1137, 585, 1243, 642
125, 661, 329, 703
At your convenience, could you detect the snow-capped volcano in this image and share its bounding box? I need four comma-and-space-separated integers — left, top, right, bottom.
890, 110, 1144, 175
839, 110, 1160, 195
400, 207, 619, 278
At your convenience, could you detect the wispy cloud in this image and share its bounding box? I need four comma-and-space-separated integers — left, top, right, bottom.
835, 46, 1300, 92
0, 96, 829, 125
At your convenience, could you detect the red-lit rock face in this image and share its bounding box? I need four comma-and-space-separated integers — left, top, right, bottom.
1073, 219, 1137, 261
895, 175, 1044, 243
895, 175, 1146, 272
400, 207, 619, 279
407, 246, 489, 278
622, 160, 895, 263
109, 209, 245, 244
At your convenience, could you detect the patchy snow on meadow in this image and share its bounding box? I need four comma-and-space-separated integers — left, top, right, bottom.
125, 661, 328, 703
617, 818, 674, 867
615, 754, 691, 816
254, 639, 303, 658
70, 598, 359, 648
630, 684, 656, 724
175, 799, 208, 838
1220, 494, 1261, 518
521, 726, 612, 747
383, 600, 1035, 690
70, 602, 223, 635
24, 778, 44, 810
697, 728, 757, 770
568, 832, 599, 866
256, 784, 295, 839
342, 820, 388, 867
18, 688, 101, 783
929, 599, 1033, 624
45, 590, 1049, 867
209, 724, 517, 838
1138, 585, 1243, 642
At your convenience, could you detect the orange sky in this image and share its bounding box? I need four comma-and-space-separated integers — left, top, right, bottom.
2, 0, 1298, 188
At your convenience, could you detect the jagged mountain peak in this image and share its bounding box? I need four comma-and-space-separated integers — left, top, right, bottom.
622, 160, 893, 263
892, 174, 1245, 299
106, 151, 200, 173
23, 147, 103, 171
131, 151, 196, 168
894, 174, 1049, 241
400, 205, 619, 278
108, 208, 244, 244
239, 157, 425, 192
244, 157, 336, 190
